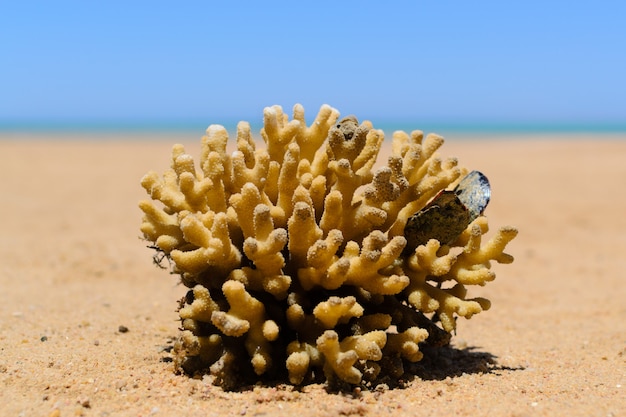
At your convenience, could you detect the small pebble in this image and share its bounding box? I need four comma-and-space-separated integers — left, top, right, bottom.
118, 325, 129, 333
77, 396, 91, 408
115, 379, 127, 390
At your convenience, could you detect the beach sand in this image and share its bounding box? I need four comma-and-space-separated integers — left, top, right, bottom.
1, 133, 624, 416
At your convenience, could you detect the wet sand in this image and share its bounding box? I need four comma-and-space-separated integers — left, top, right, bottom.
1, 133, 624, 416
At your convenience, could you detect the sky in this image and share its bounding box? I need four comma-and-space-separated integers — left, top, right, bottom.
1, 1, 625, 129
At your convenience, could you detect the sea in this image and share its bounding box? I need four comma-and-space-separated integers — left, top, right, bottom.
1, 119, 625, 140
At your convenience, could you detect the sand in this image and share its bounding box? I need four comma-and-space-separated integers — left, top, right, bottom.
1, 133, 624, 416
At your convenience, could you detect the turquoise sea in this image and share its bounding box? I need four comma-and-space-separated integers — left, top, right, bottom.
1, 119, 626, 139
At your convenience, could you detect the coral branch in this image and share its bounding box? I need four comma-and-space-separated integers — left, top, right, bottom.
210, 281, 277, 375
317, 330, 387, 384
313, 296, 364, 328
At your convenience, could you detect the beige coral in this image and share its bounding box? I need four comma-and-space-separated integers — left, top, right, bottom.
140, 103, 517, 388
404, 217, 518, 332
211, 280, 278, 375
317, 330, 387, 384
313, 296, 364, 328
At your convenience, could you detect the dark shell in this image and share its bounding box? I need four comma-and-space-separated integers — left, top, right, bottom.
454, 170, 490, 223
403, 171, 491, 254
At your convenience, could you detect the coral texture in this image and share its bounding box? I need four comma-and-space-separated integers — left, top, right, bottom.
139, 104, 517, 388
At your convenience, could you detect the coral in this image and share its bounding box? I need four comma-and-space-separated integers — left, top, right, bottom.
140, 104, 517, 388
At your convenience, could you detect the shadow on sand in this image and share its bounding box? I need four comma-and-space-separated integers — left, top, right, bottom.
407, 344, 525, 382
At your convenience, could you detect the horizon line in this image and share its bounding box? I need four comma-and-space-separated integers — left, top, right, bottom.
2, 119, 626, 134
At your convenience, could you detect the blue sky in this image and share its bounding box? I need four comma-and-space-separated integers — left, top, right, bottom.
2, 1, 625, 128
